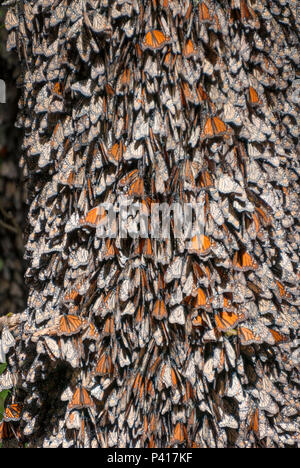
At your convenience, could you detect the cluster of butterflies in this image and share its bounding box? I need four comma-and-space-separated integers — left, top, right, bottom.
1, 0, 299, 448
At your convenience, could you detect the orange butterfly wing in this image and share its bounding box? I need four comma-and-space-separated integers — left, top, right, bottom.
249, 408, 259, 436
153, 30, 170, 48
172, 422, 187, 445
215, 311, 244, 332
129, 177, 144, 197
213, 116, 228, 135
201, 116, 232, 139
192, 314, 207, 327
153, 299, 168, 320
233, 251, 258, 271
3, 403, 22, 422
80, 206, 105, 227
189, 234, 212, 256
194, 288, 209, 308
201, 117, 214, 139
68, 386, 95, 410
107, 142, 125, 165
238, 326, 261, 345
0, 421, 14, 441
269, 329, 288, 344
249, 86, 261, 106
95, 353, 113, 376
196, 85, 209, 102
183, 39, 197, 58
142, 30, 170, 50
103, 315, 114, 336
58, 315, 83, 336
52, 82, 63, 96
119, 169, 138, 187
198, 2, 212, 23
275, 280, 292, 300
199, 170, 213, 188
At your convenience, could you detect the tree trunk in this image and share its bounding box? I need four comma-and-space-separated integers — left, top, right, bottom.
0, 0, 299, 448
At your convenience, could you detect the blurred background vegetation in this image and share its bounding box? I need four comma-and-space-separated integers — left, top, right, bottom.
0, 4, 26, 320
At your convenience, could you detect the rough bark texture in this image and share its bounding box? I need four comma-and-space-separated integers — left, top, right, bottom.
0, 0, 299, 448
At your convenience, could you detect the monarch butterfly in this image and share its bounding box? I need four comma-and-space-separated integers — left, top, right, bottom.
169, 305, 185, 325
212, 12, 222, 32
215, 310, 245, 332
3, 403, 23, 422
1, 327, 15, 355
90, 95, 106, 125
116, 69, 131, 95
51, 121, 64, 150
196, 85, 209, 103
252, 214, 265, 238
240, 0, 260, 29
0, 369, 13, 393
164, 49, 176, 68
89, 11, 112, 35
103, 316, 115, 336
66, 410, 81, 430
80, 206, 106, 228
68, 386, 95, 411
107, 142, 125, 165
222, 296, 235, 312
57, 314, 83, 337
201, 116, 233, 140
136, 305, 145, 323
64, 286, 80, 303
94, 352, 113, 376
183, 381, 195, 404
153, 299, 168, 320
0, 421, 14, 441
161, 362, 178, 389
248, 86, 262, 106
203, 356, 215, 383
43, 336, 60, 361
68, 247, 89, 270
189, 235, 212, 256
233, 250, 258, 271
119, 169, 144, 197
133, 110, 149, 140
52, 82, 63, 97
238, 326, 262, 345
132, 372, 143, 397
60, 339, 81, 369
248, 408, 259, 437
269, 329, 289, 345
180, 81, 199, 105
82, 323, 99, 342
194, 288, 211, 310
184, 1, 193, 20
275, 280, 292, 301
182, 159, 200, 192
76, 31, 91, 63
147, 434, 159, 449
198, 1, 213, 23
199, 170, 214, 189
101, 239, 119, 261
192, 313, 208, 327
182, 40, 198, 58
141, 30, 171, 51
